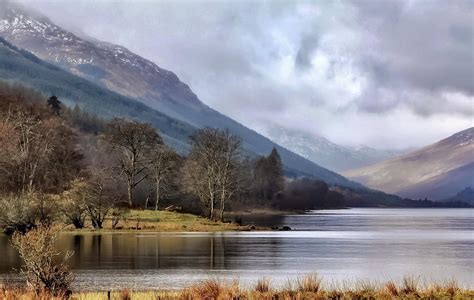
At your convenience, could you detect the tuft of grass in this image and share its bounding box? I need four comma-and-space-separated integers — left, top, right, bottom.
254, 277, 271, 293
401, 275, 419, 295
219, 279, 242, 299
296, 273, 322, 293
187, 279, 222, 299
119, 288, 131, 300
385, 280, 399, 296
445, 279, 460, 296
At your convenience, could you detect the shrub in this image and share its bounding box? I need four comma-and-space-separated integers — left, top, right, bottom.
11, 225, 74, 297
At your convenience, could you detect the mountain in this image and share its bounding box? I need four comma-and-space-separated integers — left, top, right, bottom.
445, 187, 474, 206
268, 128, 405, 172
0, 2, 361, 188
345, 127, 474, 200
0, 36, 195, 150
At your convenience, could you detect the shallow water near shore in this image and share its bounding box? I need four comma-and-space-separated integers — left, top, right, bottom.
1, 208, 473, 290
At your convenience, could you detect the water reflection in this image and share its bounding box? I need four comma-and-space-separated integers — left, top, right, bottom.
0, 208, 473, 290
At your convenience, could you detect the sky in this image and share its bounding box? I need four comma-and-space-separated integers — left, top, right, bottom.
17, 0, 474, 149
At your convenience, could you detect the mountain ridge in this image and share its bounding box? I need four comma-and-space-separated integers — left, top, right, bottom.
0, 2, 362, 188
345, 127, 474, 200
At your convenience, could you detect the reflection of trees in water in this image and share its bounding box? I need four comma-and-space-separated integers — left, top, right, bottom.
0, 234, 21, 272
210, 233, 226, 269
31, 233, 286, 272
71, 234, 83, 268
91, 234, 102, 267
221, 235, 283, 271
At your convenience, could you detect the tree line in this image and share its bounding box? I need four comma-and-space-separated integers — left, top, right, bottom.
1, 84, 301, 233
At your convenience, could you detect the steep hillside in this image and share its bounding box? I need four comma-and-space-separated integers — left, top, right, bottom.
345, 127, 474, 200
269, 128, 405, 172
0, 2, 361, 188
0, 37, 194, 150
398, 162, 474, 200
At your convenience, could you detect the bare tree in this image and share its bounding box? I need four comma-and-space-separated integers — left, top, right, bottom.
0, 95, 81, 195
215, 133, 242, 221
103, 119, 162, 206
183, 128, 242, 220
61, 178, 88, 229
82, 169, 118, 229
146, 146, 180, 210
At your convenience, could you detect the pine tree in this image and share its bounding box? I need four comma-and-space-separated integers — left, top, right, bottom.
47, 95, 61, 115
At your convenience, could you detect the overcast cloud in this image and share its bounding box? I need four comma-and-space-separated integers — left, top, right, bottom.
17, 0, 474, 149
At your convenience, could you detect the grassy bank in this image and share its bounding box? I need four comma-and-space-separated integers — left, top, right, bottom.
63, 210, 262, 233
1, 275, 473, 299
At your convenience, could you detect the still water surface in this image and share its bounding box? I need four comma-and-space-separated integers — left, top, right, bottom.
0, 208, 473, 290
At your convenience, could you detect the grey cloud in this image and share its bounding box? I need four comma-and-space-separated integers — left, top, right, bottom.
295, 34, 319, 70
353, 0, 474, 96
15, 0, 474, 148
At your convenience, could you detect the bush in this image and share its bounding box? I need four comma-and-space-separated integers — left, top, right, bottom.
11, 225, 74, 297
0, 194, 37, 234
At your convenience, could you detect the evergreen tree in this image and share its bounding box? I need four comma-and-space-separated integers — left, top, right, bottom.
47, 95, 61, 115
267, 147, 285, 195
254, 148, 285, 202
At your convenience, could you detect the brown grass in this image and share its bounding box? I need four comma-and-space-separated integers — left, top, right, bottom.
119, 288, 131, 300
401, 275, 419, 295
385, 280, 399, 296
254, 277, 271, 293
295, 273, 322, 293
1, 276, 473, 300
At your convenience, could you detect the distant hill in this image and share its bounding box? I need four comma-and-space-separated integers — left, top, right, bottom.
0, 2, 361, 188
268, 128, 406, 172
444, 187, 474, 206
345, 128, 474, 200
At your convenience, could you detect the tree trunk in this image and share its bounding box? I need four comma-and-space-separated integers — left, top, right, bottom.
155, 178, 160, 211
72, 218, 84, 229
145, 195, 149, 209
209, 194, 214, 219
219, 202, 225, 221
127, 181, 133, 207
219, 189, 226, 221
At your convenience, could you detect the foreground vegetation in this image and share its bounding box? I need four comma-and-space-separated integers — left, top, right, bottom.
1, 276, 473, 300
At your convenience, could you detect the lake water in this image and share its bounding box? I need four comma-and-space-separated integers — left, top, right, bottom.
0, 208, 473, 290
